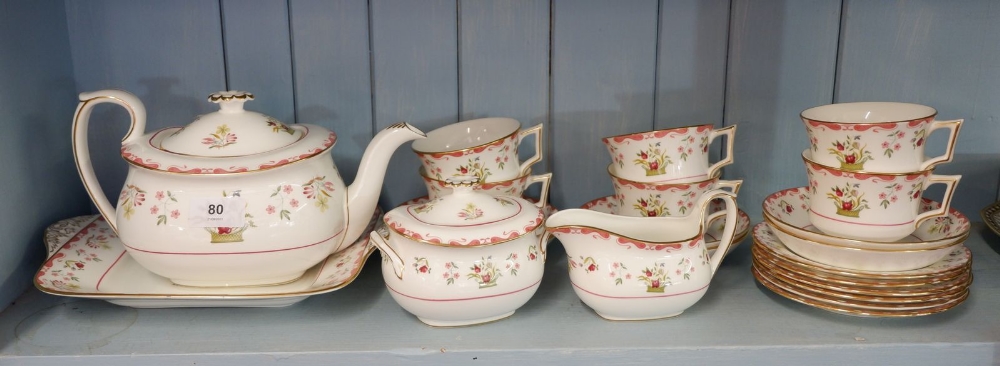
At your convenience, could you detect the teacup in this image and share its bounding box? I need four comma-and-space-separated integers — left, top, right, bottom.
608, 165, 741, 217
602, 124, 735, 183
801, 102, 962, 173
412, 118, 543, 182
420, 167, 551, 204
802, 150, 961, 242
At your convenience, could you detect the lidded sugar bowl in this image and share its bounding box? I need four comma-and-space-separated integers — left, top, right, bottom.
369, 176, 549, 326
72, 89, 424, 287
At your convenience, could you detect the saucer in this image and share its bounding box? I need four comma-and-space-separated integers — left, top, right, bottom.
580, 195, 751, 250
981, 200, 1000, 238
34, 210, 380, 308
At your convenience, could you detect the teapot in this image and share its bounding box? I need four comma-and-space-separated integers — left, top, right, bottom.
545, 188, 740, 320
72, 90, 425, 287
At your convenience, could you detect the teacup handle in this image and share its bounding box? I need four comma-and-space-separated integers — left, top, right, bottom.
517, 123, 544, 175
369, 230, 404, 280
704, 190, 739, 275
705, 125, 737, 179
913, 174, 962, 228
918, 119, 963, 171
525, 173, 553, 209
714, 179, 743, 195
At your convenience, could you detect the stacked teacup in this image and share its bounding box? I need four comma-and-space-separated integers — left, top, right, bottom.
596, 124, 747, 254
753, 102, 973, 317
411, 117, 551, 204
601, 124, 741, 218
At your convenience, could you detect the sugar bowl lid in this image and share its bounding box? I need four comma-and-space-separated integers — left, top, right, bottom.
158, 91, 302, 156
383, 176, 545, 247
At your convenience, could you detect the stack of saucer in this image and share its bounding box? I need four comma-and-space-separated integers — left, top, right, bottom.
410, 117, 553, 207
753, 102, 972, 317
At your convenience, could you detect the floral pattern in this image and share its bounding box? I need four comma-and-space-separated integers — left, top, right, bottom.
36, 219, 120, 293
632, 194, 669, 217
302, 176, 335, 212
119, 184, 146, 220
206, 191, 257, 243
202, 124, 238, 149
675, 191, 697, 215
152, 191, 178, 225
570, 256, 599, 273
881, 130, 906, 158
505, 252, 521, 276
266, 117, 295, 135
527, 245, 540, 261
455, 157, 492, 181
610, 262, 630, 285
637, 263, 670, 292
457, 203, 484, 220
268, 184, 295, 220
828, 135, 873, 171
467, 256, 502, 288
413, 257, 431, 274
827, 183, 869, 217
633, 143, 672, 176
443, 261, 461, 285
877, 183, 903, 209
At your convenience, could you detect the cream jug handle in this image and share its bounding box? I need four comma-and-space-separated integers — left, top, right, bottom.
369, 230, 405, 280
704, 190, 739, 275
72, 90, 148, 233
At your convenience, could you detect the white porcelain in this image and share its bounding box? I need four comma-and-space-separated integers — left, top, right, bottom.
34, 213, 379, 308
801, 102, 962, 172
421, 167, 551, 202
546, 189, 739, 321
602, 124, 735, 183
758, 222, 959, 272
762, 187, 970, 249
412, 117, 543, 182
370, 177, 548, 326
72, 90, 424, 287
580, 195, 751, 252
608, 165, 741, 217
803, 150, 960, 242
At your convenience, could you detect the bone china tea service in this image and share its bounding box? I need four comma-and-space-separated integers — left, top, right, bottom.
800, 102, 963, 173
72, 90, 425, 287
602, 124, 735, 183
412, 117, 543, 182
420, 167, 552, 202
369, 177, 549, 327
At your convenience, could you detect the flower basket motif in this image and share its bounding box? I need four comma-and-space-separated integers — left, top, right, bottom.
827, 184, 869, 218
633, 143, 672, 176
638, 263, 670, 293
632, 194, 670, 217
454, 157, 492, 181
467, 256, 501, 289
206, 225, 249, 243
827, 135, 873, 171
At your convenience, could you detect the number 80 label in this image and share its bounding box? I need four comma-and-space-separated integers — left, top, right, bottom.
189, 197, 246, 228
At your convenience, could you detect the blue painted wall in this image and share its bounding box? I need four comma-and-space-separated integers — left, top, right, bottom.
2, 0, 999, 310
0, 0, 89, 309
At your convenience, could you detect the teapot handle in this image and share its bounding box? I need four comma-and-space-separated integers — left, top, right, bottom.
72, 90, 148, 233
704, 190, 739, 275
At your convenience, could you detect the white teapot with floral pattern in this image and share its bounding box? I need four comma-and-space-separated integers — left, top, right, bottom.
72, 90, 425, 287
369, 176, 549, 326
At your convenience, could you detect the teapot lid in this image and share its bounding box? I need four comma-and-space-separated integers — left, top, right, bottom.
384, 176, 544, 247
158, 91, 302, 156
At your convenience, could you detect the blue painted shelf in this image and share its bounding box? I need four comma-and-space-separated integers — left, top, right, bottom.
2, 225, 998, 365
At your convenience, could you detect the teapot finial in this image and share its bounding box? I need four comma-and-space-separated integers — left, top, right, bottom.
444, 175, 481, 193
208, 91, 254, 113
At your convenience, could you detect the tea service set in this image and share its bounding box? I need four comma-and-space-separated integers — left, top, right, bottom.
754, 102, 974, 316
35, 89, 971, 323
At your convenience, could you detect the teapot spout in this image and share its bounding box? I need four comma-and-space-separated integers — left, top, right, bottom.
345, 122, 425, 244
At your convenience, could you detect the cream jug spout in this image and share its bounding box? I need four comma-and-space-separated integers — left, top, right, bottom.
344, 123, 426, 244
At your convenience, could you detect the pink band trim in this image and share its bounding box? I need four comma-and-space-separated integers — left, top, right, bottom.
386, 279, 541, 302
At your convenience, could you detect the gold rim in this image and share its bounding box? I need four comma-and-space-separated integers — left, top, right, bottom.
606, 163, 721, 185
752, 266, 969, 317
411, 123, 520, 155
763, 216, 966, 252
601, 122, 716, 141
752, 246, 971, 288
752, 256, 971, 300
800, 102, 937, 125
751, 239, 971, 281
